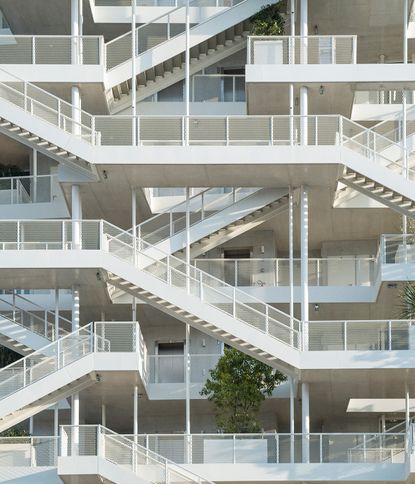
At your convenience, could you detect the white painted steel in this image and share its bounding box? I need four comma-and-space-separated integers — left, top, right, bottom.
247, 35, 357, 65
121, 431, 407, 465
60, 424, 213, 483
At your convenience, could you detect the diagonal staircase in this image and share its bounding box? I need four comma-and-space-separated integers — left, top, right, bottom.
135, 186, 289, 260
105, 0, 268, 112
0, 294, 71, 355
59, 424, 213, 484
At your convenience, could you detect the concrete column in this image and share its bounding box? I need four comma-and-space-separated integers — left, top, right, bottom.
72, 286, 80, 330
54, 288, 59, 341
289, 187, 294, 335
301, 382, 310, 463
29, 416, 34, 435
185, 0, 190, 138
406, 388, 410, 433
31, 149, 38, 203
300, 87, 308, 145
54, 407, 59, 437
101, 403, 106, 427
300, 186, 309, 348
132, 188, 137, 319
402, 90, 408, 234
71, 185, 82, 249
71, 393, 80, 455
300, 0, 308, 144
131, 0, 137, 145
185, 187, 190, 293
289, 377, 295, 463
289, 0, 295, 130
185, 324, 191, 463
404, 0, 408, 64
133, 386, 139, 435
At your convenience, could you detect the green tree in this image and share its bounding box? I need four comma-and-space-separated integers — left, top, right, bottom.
399, 282, 415, 319
250, 2, 285, 36
201, 347, 286, 432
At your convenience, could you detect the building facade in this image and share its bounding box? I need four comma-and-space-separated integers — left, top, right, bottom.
0, 0, 412, 482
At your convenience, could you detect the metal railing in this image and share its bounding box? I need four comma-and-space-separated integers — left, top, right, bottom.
148, 353, 221, 383
123, 432, 406, 464
0, 321, 145, 401
60, 425, 213, 483
354, 90, 412, 106
0, 67, 96, 144
381, 234, 415, 264
0, 219, 302, 350
0, 174, 56, 204
191, 74, 245, 103
135, 187, 258, 246
3, 220, 415, 357
307, 320, 415, 351
0, 436, 58, 466
247, 35, 357, 65
0, 36, 103, 65
105, 0, 244, 71
193, 257, 375, 287
0, 295, 71, 341
95, 0, 235, 5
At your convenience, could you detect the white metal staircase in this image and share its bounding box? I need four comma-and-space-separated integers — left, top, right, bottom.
105, 0, 269, 111
0, 293, 71, 355
135, 186, 289, 259
0, 323, 102, 431
59, 424, 213, 484
107, 186, 289, 302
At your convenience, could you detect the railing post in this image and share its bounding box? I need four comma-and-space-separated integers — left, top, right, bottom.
233, 434, 236, 464
352, 36, 357, 64
226, 116, 229, 146
17, 220, 20, 250
234, 260, 238, 286
265, 305, 269, 334
232, 287, 236, 317
315, 115, 318, 145
276, 434, 279, 463
331, 37, 336, 64
24, 82, 28, 112
23, 358, 27, 387
201, 191, 205, 220
167, 256, 171, 285
32, 37, 36, 64
344, 321, 347, 351
56, 338, 61, 369
388, 320, 392, 350
270, 116, 274, 145
165, 461, 169, 484
319, 434, 323, 463
199, 272, 203, 300
169, 211, 173, 237
339, 116, 343, 146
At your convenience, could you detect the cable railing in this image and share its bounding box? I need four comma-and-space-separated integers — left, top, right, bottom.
148, 353, 221, 383
193, 257, 376, 287
307, 320, 415, 351
381, 234, 415, 264
0, 174, 57, 205
0, 436, 58, 466
0, 66, 96, 144
60, 425, 214, 484
0, 297, 70, 341
247, 35, 357, 65
0, 35, 103, 65
0, 321, 145, 402
122, 432, 406, 464
134, 187, 258, 246
105, 0, 244, 71
3, 220, 415, 357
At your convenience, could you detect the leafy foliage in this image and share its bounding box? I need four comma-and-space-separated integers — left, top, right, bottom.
399, 282, 415, 319
0, 426, 29, 437
250, 2, 285, 36
0, 164, 27, 177
201, 348, 286, 432
0, 346, 20, 368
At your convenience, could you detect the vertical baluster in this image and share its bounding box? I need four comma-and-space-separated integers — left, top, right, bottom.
319, 434, 323, 463
344, 321, 348, 351
388, 320, 392, 350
